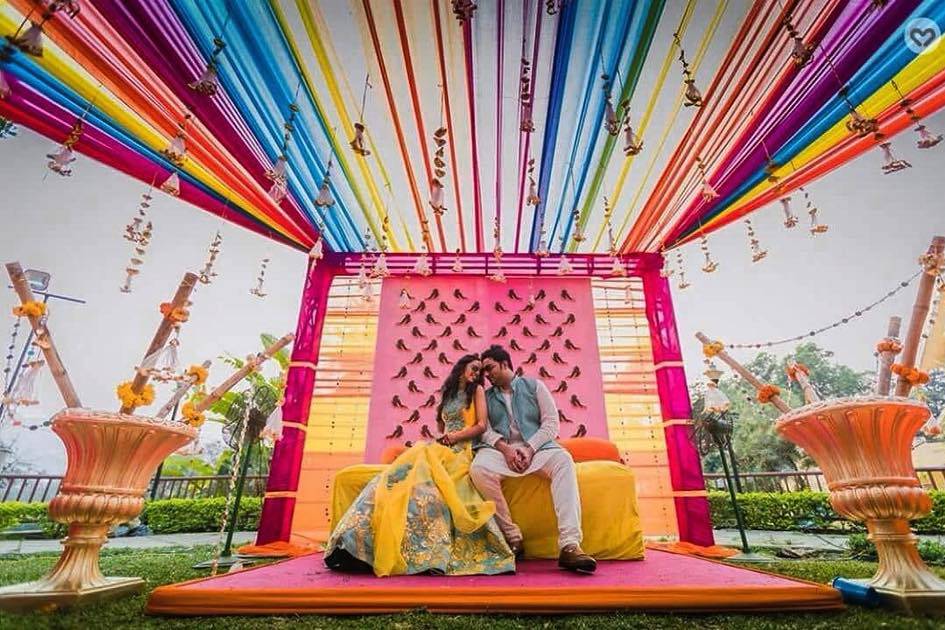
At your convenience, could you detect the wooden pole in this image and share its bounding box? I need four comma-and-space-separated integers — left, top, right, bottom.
876, 316, 902, 396
789, 362, 820, 405
5, 262, 81, 408
695, 332, 791, 413
895, 236, 945, 397
120, 272, 198, 413
155, 359, 212, 419
192, 333, 294, 415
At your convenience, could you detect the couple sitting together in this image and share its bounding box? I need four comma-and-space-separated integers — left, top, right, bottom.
325, 344, 597, 577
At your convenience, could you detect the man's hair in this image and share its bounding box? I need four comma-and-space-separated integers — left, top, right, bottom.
481, 344, 513, 370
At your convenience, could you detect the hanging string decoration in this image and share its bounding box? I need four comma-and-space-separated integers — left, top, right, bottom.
249, 258, 270, 298
160, 112, 191, 166
120, 186, 154, 293
198, 231, 223, 285
309, 220, 325, 263
673, 31, 702, 107
519, 55, 534, 133
160, 171, 180, 197
46, 110, 87, 177
314, 153, 336, 208
451, 0, 477, 23
676, 249, 690, 289
892, 79, 942, 150
451, 249, 464, 273
745, 219, 767, 263
879, 141, 912, 174
695, 156, 718, 201
800, 187, 827, 235
535, 228, 550, 257
699, 233, 718, 273
526, 158, 540, 206
784, 13, 813, 68
780, 196, 798, 228
349, 74, 372, 156
8, 0, 83, 59
602, 73, 629, 136
2, 314, 22, 393
659, 250, 674, 279
623, 113, 643, 156
2, 357, 45, 424
190, 36, 226, 96
557, 237, 573, 275
266, 101, 300, 204
429, 126, 448, 217
546, 0, 565, 15
842, 87, 879, 137
412, 249, 433, 277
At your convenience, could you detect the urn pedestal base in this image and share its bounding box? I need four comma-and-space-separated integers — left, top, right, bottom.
0, 577, 144, 613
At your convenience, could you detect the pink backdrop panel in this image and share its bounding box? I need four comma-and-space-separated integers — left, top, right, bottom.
363, 277, 608, 463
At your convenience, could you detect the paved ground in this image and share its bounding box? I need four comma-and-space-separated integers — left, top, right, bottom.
3, 529, 944, 556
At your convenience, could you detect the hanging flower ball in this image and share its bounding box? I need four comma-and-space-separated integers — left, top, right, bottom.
159, 302, 189, 323
702, 341, 724, 358
181, 401, 206, 428
786, 363, 809, 382
757, 384, 782, 404
116, 381, 155, 408
876, 339, 903, 354
186, 364, 209, 385
891, 364, 930, 385
12, 301, 46, 318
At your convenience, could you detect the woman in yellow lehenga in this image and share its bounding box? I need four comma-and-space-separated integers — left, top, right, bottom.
325, 354, 515, 576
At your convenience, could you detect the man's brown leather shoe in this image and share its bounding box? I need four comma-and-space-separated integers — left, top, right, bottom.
558, 544, 596, 573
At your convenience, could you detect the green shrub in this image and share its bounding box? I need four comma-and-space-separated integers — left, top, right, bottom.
143, 497, 261, 534
0, 502, 65, 538
847, 533, 945, 565
709, 490, 945, 534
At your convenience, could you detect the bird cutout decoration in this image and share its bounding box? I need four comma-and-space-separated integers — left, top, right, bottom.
509, 314, 522, 325
423, 339, 438, 352
423, 367, 439, 379
535, 314, 549, 325
408, 380, 423, 393
249, 258, 270, 298
560, 289, 575, 301
744, 219, 768, 263
412, 252, 433, 276
392, 367, 408, 379
568, 366, 581, 379
467, 326, 481, 338
392, 395, 407, 408
398, 289, 413, 310
421, 425, 436, 439
424, 314, 440, 325
522, 302, 536, 312
695, 157, 718, 201
673, 32, 702, 107
439, 326, 453, 338
564, 339, 581, 351
539, 367, 555, 379
452, 339, 468, 352
508, 289, 522, 301
509, 339, 524, 352
160, 171, 181, 197
407, 410, 421, 423
421, 394, 437, 409
535, 289, 547, 300
515, 367, 525, 377
197, 231, 223, 284
524, 353, 538, 365
494, 302, 507, 313
386, 425, 404, 439
349, 122, 370, 156
562, 313, 577, 325
551, 326, 564, 338
451, 314, 467, 325
411, 326, 426, 338
879, 141, 911, 174
552, 352, 568, 365
571, 424, 587, 438
494, 326, 509, 338
537, 340, 551, 352
570, 395, 586, 409
780, 197, 798, 228
549, 301, 562, 313
439, 302, 454, 313
438, 352, 453, 365
397, 314, 412, 326
553, 381, 568, 393
412, 301, 427, 313
425, 288, 440, 300
522, 327, 536, 338
409, 352, 424, 365
467, 301, 480, 312
120, 188, 154, 294
558, 410, 574, 424
453, 289, 468, 300
699, 234, 719, 273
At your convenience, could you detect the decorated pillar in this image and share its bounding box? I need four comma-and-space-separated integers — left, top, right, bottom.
641, 269, 714, 545
256, 259, 336, 544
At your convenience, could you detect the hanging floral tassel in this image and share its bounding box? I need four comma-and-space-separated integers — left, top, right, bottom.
413, 251, 433, 277
137, 335, 181, 383
265, 154, 289, 203
46, 118, 84, 177
261, 402, 284, 445
801, 187, 828, 235
161, 113, 191, 166
120, 188, 153, 293
198, 231, 223, 284
361, 279, 376, 305
624, 283, 634, 305
610, 256, 627, 277
451, 249, 464, 273
429, 126, 448, 216
349, 122, 371, 156
888, 80, 942, 150
526, 158, 540, 205
879, 141, 911, 174
556, 255, 573, 275
429, 178, 446, 216
315, 171, 335, 208
915, 124, 943, 149
9, 22, 44, 57
842, 88, 878, 137
673, 32, 702, 107
676, 250, 690, 289
160, 171, 181, 196
695, 157, 718, 201
779, 196, 797, 228
371, 252, 390, 278
699, 234, 718, 273
308, 234, 324, 263
659, 250, 674, 278
536, 234, 550, 258
249, 258, 270, 298
519, 57, 534, 133
623, 118, 643, 156
570, 209, 586, 245
784, 17, 813, 67
745, 219, 767, 262
189, 61, 220, 97
2, 357, 44, 422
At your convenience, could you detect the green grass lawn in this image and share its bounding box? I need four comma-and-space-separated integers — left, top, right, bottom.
2, 547, 945, 629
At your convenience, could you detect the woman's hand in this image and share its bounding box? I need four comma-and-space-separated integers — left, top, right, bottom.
438, 433, 454, 446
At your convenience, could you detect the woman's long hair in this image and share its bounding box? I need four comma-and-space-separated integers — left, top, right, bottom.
434, 353, 481, 430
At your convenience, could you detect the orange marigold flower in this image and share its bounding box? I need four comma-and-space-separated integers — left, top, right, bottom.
786, 363, 809, 381
757, 384, 781, 404
702, 341, 724, 358
876, 339, 902, 354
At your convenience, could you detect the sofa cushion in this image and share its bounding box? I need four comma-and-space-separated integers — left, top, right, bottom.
559, 437, 622, 463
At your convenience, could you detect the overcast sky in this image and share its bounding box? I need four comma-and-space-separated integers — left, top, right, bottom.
2, 107, 944, 473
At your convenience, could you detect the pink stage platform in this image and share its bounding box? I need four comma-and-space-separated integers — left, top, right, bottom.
147, 549, 843, 616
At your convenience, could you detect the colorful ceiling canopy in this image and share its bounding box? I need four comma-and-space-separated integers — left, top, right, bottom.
0, 0, 943, 256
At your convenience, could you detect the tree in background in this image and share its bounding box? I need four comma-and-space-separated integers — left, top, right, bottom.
920, 369, 945, 419
691, 343, 872, 472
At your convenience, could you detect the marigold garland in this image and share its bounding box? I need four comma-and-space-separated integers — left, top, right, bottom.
757, 384, 781, 404
181, 401, 205, 428
186, 364, 208, 385
786, 363, 809, 381
702, 341, 724, 357
116, 381, 155, 408
891, 363, 930, 385
159, 302, 189, 323
12, 301, 46, 318
876, 339, 902, 354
